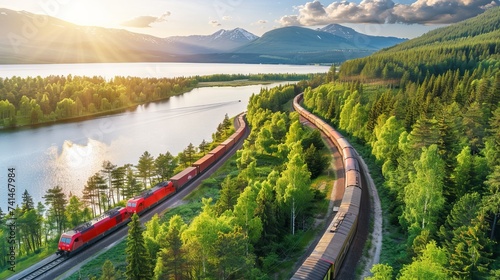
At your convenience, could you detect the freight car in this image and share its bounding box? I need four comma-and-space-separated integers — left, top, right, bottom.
58, 113, 247, 256
291, 94, 362, 279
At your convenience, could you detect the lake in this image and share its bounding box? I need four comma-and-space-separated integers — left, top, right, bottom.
0, 62, 329, 79
0, 63, 329, 211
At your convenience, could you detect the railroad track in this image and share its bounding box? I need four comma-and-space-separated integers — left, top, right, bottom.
18, 255, 66, 280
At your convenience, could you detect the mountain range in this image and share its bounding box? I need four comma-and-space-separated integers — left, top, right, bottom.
0, 8, 406, 64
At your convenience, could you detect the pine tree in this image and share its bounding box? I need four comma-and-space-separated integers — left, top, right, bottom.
215, 176, 241, 215
137, 151, 155, 189
100, 259, 121, 280
155, 215, 188, 280
198, 139, 209, 154
255, 179, 279, 244
43, 186, 67, 235
101, 160, 117, 206
448, 214, 493, 279
439, 192, 482, 250
155, 152, 177, 182
66, 195, 85, 228
144, 214, 162, 261
183, 143, 197, 165
21, 189, 35, 213
111, 166, 126, 203
484, 165, 500, 239
126, 213, 151, 280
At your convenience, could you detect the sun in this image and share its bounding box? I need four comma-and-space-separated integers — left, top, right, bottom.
58, 1, 115, 27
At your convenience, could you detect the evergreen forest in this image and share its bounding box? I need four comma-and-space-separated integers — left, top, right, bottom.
1, 6, 500, 280
304, 7, 500, 279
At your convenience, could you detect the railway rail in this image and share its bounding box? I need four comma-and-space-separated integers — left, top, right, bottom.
17, 256, 66, 280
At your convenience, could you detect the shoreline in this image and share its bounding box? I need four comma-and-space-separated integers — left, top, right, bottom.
0, 79, 294, 131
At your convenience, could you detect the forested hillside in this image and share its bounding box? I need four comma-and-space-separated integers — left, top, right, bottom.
304, 7, 500, 279
339, 7, 500, 83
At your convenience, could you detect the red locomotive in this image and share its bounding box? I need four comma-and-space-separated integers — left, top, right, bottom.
57, 207, 130, 256
126, 181, 176, 214
58, 113, 247, 256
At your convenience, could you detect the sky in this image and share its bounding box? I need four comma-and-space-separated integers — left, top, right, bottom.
0, 0, 498, 39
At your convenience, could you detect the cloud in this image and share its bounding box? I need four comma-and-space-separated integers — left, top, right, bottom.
209, 20, 222, 27
121, 12, 171, 28
257, 20, 268, 24
279, 0, 499, 26
222, 16, 232, 21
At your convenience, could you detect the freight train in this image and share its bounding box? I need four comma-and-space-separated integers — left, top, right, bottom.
57, 113, 247, 256
291, 93, 362, 279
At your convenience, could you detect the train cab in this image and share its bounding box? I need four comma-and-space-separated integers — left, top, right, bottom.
126, 181, 175, 213
126, 197, 144, 213
57, 231, 83, 255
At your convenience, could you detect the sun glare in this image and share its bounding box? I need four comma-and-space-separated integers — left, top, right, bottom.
59, 1, 115, 27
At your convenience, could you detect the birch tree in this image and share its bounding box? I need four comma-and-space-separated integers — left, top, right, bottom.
275, 143, 312, 235
402, 145, 445, 238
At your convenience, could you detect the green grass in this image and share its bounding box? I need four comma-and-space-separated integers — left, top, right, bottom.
272, 229, 321, 279
63, 239, 127, 280
0, 242, 57, 280
310, 174, 335, 217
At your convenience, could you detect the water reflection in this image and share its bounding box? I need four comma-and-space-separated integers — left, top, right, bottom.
0, 83, 288, 209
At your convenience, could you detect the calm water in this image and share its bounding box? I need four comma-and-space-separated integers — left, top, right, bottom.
0, 62, 329, 79
0, 63, 329, 210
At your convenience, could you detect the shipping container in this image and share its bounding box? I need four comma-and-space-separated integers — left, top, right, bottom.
193, 153, 216, 174
170, 166, 198, 189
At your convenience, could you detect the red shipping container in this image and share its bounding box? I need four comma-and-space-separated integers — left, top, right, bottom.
221, 136, 236, 151
193, 153, 216, 174
171, 166, 198, 189
209, 145, 226, 161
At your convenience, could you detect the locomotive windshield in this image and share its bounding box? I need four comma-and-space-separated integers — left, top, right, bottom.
127, 202, 136, 207
60, 237, 72, 244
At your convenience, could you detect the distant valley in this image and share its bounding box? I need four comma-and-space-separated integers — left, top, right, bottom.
0, 8, 406, 64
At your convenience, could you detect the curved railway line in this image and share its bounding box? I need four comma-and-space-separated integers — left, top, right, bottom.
8, 113, 249, 280
8, 95, 382, 280
292, 93, 379, 280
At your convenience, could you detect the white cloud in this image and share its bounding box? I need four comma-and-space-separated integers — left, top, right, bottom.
279, 0, 499, 26
121, 12, 171, 28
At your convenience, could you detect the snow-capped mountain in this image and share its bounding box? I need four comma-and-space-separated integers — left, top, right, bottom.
319, 24, 407, 49
211, 28, 259, 42
166, 28, 258, 54
319, 24, 359, 39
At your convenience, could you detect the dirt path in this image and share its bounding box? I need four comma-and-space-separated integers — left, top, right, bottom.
358, 156, 383, 278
